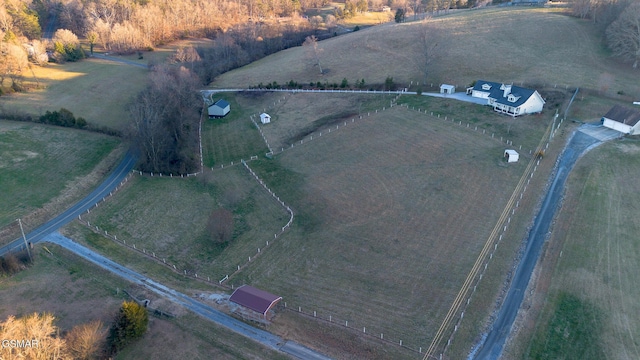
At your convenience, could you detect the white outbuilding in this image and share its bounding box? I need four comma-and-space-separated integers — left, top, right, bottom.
504, 149, 519, 163
260, 113, 271, 124
440, 84, 455, 95
208, 99, 230, 118
601, 105, 640, 135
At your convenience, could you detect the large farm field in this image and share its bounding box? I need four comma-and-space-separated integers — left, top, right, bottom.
236, 104, 533, 352
0, 121, 122, 243
505, 139, 640, 360
212, 8, 640, 100
79, 90, 555, 357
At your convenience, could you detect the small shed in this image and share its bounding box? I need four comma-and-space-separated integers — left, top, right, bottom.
260, 113, 271, 124
504, 149, 519, 163
229, 285, 282, 321
208, 99, 230, 118
440, 84, 455, 95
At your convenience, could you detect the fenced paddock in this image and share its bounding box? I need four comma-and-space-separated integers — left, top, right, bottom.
233, 105, 529, 351
80, 165, 291, 279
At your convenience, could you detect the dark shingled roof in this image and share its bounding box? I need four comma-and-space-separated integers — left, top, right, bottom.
229, 285, 282, 316
210, 99, 230, 108
472, 80, 540, 107
603, 105, 640, 126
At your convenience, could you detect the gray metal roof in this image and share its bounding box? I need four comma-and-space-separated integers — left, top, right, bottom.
210, 99, 230, 108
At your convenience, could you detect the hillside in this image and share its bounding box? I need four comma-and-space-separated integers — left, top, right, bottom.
212, 7, 640, 97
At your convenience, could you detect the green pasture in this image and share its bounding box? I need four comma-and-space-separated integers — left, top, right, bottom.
0, 121, 120, 230
520, 140, 640, 360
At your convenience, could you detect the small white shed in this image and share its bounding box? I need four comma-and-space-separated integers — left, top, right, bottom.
260, 113, 271, 124
504, 149, 519, 163
440, 84, 455, 95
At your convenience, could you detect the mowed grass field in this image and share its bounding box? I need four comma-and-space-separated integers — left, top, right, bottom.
82, 166, 290, 279
0, 121, 121, 240
0, 245, 286, 359
0, 57, 149, 130
507, 140, 640, 360
212, 8, 640, 99
233, 104, 531, 351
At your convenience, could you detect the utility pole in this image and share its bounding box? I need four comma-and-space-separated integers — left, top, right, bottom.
17, 218, 32, 262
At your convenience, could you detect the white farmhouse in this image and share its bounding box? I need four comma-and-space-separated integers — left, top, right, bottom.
467, 80, 545, 116
601, 105, 640, 135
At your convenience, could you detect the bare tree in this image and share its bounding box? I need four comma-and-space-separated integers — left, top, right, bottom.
207, 208, 234, 244
606, 2, 640, 68
303, 35, 323, 74
0, 313, 68, 359
66, 320, 107, 360
415, 21, 442, 84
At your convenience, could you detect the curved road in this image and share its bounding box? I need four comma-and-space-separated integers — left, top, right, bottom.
0, 151, 137, 256
44, 232, 331, 360
472, 126, 618, 359
1, 150, 331, 359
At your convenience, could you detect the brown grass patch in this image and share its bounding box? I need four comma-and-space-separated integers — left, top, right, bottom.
213, 8, 640, 100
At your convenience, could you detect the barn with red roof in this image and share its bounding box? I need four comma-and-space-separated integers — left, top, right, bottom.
229, 285, 282, 321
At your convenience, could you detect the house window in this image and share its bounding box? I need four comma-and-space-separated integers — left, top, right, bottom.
507, 94, 519, 102
482, 84, 491, 90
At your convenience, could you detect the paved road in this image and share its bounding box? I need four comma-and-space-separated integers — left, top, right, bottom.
0, 151, 137, 256
471, 125, 619, 359
44, 232, 331, 360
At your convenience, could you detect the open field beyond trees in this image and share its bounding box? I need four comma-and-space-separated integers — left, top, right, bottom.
0, 58, 149, 130
212, 8, 640, 100
505, 139, 640, 360
0, 121, 121, 240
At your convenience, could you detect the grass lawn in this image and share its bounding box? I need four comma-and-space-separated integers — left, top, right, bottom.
0, 121, 121, 242
0, 57, 149, 130
202, 92, 270, 167
507, 139, 640, 360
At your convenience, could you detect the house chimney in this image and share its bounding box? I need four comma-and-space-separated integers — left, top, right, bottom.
503, 84, 512, 98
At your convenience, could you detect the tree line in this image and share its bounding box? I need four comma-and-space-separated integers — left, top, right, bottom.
569, 0, 640, 68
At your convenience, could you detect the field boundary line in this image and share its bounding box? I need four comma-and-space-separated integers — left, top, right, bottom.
221, 160, 295, 283
424, 114, 555, 359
